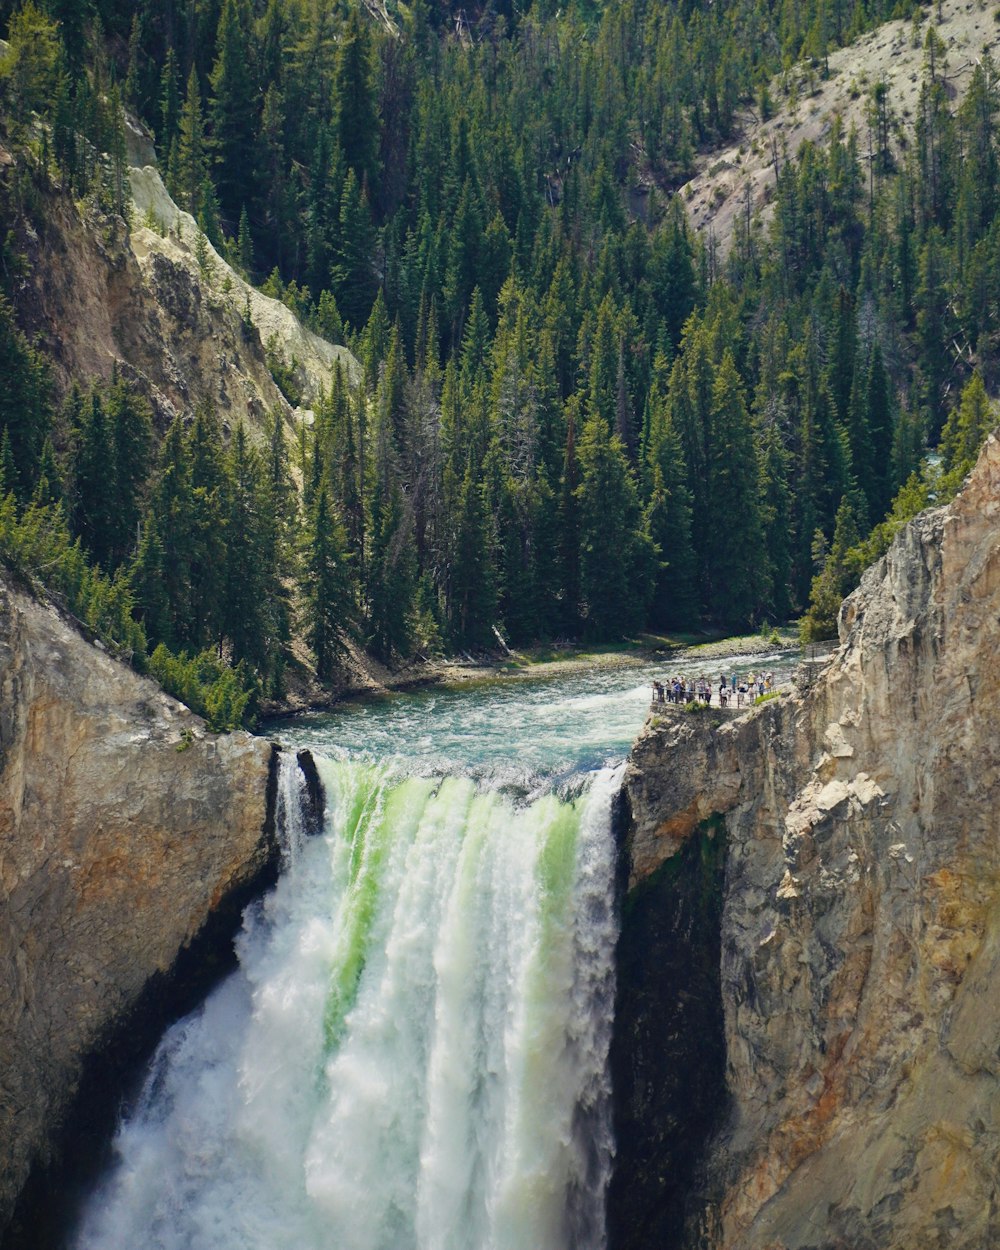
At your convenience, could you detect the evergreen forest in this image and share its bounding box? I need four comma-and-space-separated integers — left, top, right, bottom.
0, 0, 998, 725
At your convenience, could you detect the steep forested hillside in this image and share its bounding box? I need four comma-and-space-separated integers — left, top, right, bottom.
0, 0, 997, 720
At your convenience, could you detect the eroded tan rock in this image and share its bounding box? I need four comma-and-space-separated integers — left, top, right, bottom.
0, 577, 274, 1235
622, 434, 1000, 1248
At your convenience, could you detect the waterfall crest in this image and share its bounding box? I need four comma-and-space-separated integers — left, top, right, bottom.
74, 753, 622, 1250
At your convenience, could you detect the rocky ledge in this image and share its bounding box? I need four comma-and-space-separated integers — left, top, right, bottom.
0, 575, 277, 1246
612, 432, 1000, 1249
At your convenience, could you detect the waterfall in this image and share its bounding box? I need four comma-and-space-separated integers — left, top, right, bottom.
73, 755, 623, 1250
273, 750, 313, 867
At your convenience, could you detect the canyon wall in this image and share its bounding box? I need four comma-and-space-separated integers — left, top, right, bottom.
613, 432, 1000, 1249
0, 575, 276, 1245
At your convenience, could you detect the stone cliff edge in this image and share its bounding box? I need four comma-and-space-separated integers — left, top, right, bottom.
615, 431, 1000, 1249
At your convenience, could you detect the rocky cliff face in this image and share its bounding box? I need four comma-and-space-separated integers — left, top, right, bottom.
0, 575, 276, 1244
613, 432, 1000, 1249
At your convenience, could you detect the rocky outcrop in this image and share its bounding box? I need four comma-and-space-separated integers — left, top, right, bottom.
124, 119, 359, 416
3, 129, 358, 445
613, 432, 1000, 1249
679, 0, 995, 251
0, 574, 276, 1244
128, 158, 361, 414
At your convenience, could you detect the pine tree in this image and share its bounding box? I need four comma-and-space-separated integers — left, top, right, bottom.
480, 213, 513, 313
142, 418, 194, 650
916, 226, 952, 438
107, 375, 153, 567
575, 415, 654, 640
865, 342, 894, 519
334, 170, 377, 329
210, 0, 259, 229
377, 322, 407, 463
367, 447, 417, 662
361, 290, 391, 394
236, 205, 254, 276
260, 416, 294, 694
303, 484, 353, 682
185, 403, 228, 649
459, 287, 492, 391
32, 436, 61, 508
159, 46, 181, 153
258, 83, 291, 267
339, 387, 365, 576
893, 174, 917, 329
332, 11, 380, 191
827, 286, 856, 426
442, 179, 484, 345
2, 2, 61, 126
51, 58, 77, 184
669, 323, 714, 578
703, 351, 766, 627
130, 512, 171, 647
171, 67, 211, 218
940, 370, 994, 493
586, 294, 620, 433
104, 83, 131, 220
447, 463, 496, 648
315, 289, 344, 345
890, 404, 925, 498
649, 199, 698, 347
802, 493, 865, 639
306, 128, 346, 297
845, 362, 875, 529
73, 391, 118, 570
44, 0, 87, 80
221, 425, 269, 668
529, 466, 562, 638
557, 399, 582, 634
257, 0, 287, 89
483, 442, 535, 644
645, 410, 698, 628
0, 296, 51, 501
758, 421, 793, 619
0, 427, 19, 500
956, 55, 998, 247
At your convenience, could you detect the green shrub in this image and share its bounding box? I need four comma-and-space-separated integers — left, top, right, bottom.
265, 334, 302, 407
146, 645, 255, 732
0, 494, 145, 659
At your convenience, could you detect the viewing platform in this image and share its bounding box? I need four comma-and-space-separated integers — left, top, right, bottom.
646, 692, 781, 720
645, 641, 839, 721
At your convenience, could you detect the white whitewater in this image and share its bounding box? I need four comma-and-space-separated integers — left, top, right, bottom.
74, 751, 623, 1250
273, 750, 310, 868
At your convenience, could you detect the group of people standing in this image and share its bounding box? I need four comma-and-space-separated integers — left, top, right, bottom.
651, 670, 775, 709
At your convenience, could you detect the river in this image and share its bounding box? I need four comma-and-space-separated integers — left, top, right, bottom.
71, 651, 795, 1250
